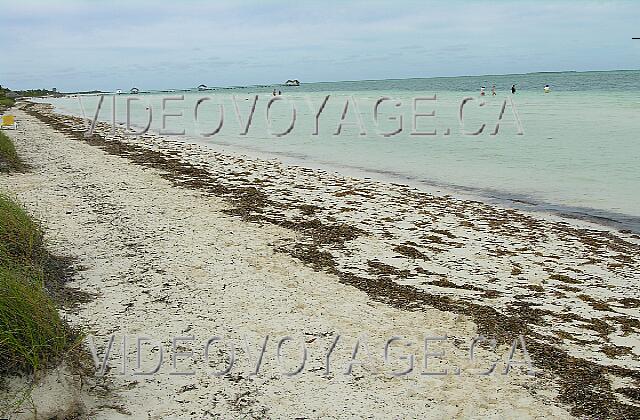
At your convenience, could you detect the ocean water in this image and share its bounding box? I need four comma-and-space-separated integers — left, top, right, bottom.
44, 70, 640, 231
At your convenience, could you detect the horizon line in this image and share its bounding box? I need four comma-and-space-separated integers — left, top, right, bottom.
100, 67, 640, 93
14, 67, 640, 94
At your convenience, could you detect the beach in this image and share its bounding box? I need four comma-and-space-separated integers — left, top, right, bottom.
0, 101, 638, 418
43, 71, 640, 233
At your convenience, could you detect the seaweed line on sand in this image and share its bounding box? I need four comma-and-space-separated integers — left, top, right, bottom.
20, 102, 640, 419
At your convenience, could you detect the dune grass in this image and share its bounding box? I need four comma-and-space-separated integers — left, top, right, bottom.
0, 91, 14, 113
0, 131, 25, 173
0, 193, 72, 377
0, 97, 14, 108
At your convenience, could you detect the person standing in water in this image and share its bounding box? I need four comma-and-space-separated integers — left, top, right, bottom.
272, 89, 277, 96
544, 84, 550, 93
480, 86, 486, 96
511, 84, 516, 94
491, 85, 496, 96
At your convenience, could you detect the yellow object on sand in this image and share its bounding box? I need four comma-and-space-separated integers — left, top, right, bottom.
1, 115, 17, 129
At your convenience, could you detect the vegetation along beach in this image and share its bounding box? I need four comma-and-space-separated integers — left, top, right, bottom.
1, 1, 639, 419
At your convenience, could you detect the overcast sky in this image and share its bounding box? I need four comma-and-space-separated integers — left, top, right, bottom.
1, 0, 639, 91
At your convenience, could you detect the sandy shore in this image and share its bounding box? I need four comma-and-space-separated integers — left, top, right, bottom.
1, 102, 638, 418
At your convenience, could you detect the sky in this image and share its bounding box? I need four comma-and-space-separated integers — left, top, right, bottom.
1, 0, 639, 91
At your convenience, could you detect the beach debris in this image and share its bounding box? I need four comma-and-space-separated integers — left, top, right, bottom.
19, 101, 640, 418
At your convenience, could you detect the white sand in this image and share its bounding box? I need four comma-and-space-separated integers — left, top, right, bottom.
2, 105, 638, 418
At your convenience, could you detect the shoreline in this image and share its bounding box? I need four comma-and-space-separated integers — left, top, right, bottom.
46, 99, 640, 235
1, 102, 639, 418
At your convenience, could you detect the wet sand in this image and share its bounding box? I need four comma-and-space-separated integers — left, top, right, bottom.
1, 102, 638, 418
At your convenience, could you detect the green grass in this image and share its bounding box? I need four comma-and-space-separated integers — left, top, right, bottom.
0, 193, 72, 376
0, 90, 15, 114
0, 97, 14, 108
0, 131, 25, 172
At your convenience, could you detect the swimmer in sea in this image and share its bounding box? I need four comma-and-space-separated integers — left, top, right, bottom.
544, 84, 551, 93
480, 86, 486, 96
491, 85, 496, 96
511, 84, 516, 94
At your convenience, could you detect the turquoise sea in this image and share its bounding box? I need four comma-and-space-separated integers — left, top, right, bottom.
44, 70, 640, 231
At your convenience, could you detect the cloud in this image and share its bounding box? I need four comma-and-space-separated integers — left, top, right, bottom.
1, 0, 639, 90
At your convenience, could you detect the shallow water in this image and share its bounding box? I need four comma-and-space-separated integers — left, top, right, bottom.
44, 70, 640, 231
